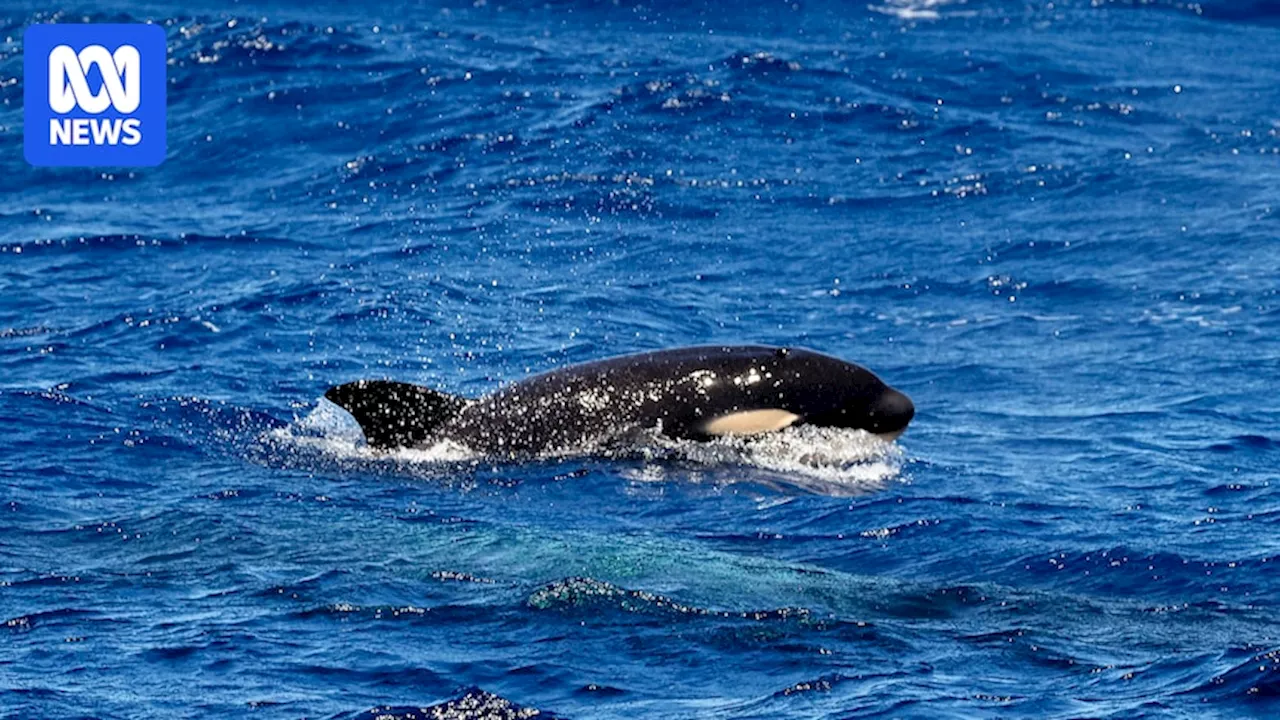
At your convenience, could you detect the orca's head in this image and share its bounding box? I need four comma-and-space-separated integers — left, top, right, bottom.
780, 348, 915, 439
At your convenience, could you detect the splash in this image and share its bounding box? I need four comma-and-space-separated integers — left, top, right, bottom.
868, 0, 974, 21
259, 400, 478, 475
355, 689, 555, 720
603, 424, 905, 496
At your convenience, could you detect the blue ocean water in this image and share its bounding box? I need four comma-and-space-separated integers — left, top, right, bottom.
2, 0, 1279, 717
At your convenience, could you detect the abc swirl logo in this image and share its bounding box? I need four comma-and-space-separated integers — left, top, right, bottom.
47, 44, 143, 145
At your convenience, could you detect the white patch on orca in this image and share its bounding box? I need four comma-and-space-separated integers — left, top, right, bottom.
703, 409, 800, 436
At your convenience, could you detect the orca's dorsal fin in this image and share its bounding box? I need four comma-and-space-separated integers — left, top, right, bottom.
324, 380, 467, 450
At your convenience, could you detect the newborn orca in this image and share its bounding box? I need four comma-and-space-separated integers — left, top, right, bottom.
325, 345, 914, 456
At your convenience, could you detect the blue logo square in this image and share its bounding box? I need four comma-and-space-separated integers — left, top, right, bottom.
24, 23, 167, 167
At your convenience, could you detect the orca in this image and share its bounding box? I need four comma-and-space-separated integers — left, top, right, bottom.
324, 345, 914, 456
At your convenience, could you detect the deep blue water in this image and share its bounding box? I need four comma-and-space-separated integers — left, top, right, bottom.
2, 0, 1280, 717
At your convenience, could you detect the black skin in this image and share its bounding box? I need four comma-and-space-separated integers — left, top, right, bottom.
325, 345, 914, 456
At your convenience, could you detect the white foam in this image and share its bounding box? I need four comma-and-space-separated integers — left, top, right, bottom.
615, 425, 905, 496
868, 0, 975, 21
262, 400, 480, 472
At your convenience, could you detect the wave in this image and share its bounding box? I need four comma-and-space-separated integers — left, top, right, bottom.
1007, 545, 1280, 601
1097, 0, 1280, 24
868, 0, 977, 21
527, 576, 817, 624
1195, 646, 1280, 700
348, 688, 561, 720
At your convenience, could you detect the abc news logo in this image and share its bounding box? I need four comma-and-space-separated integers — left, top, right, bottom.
48, 44, 144, 146
24, 24, 166, 167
